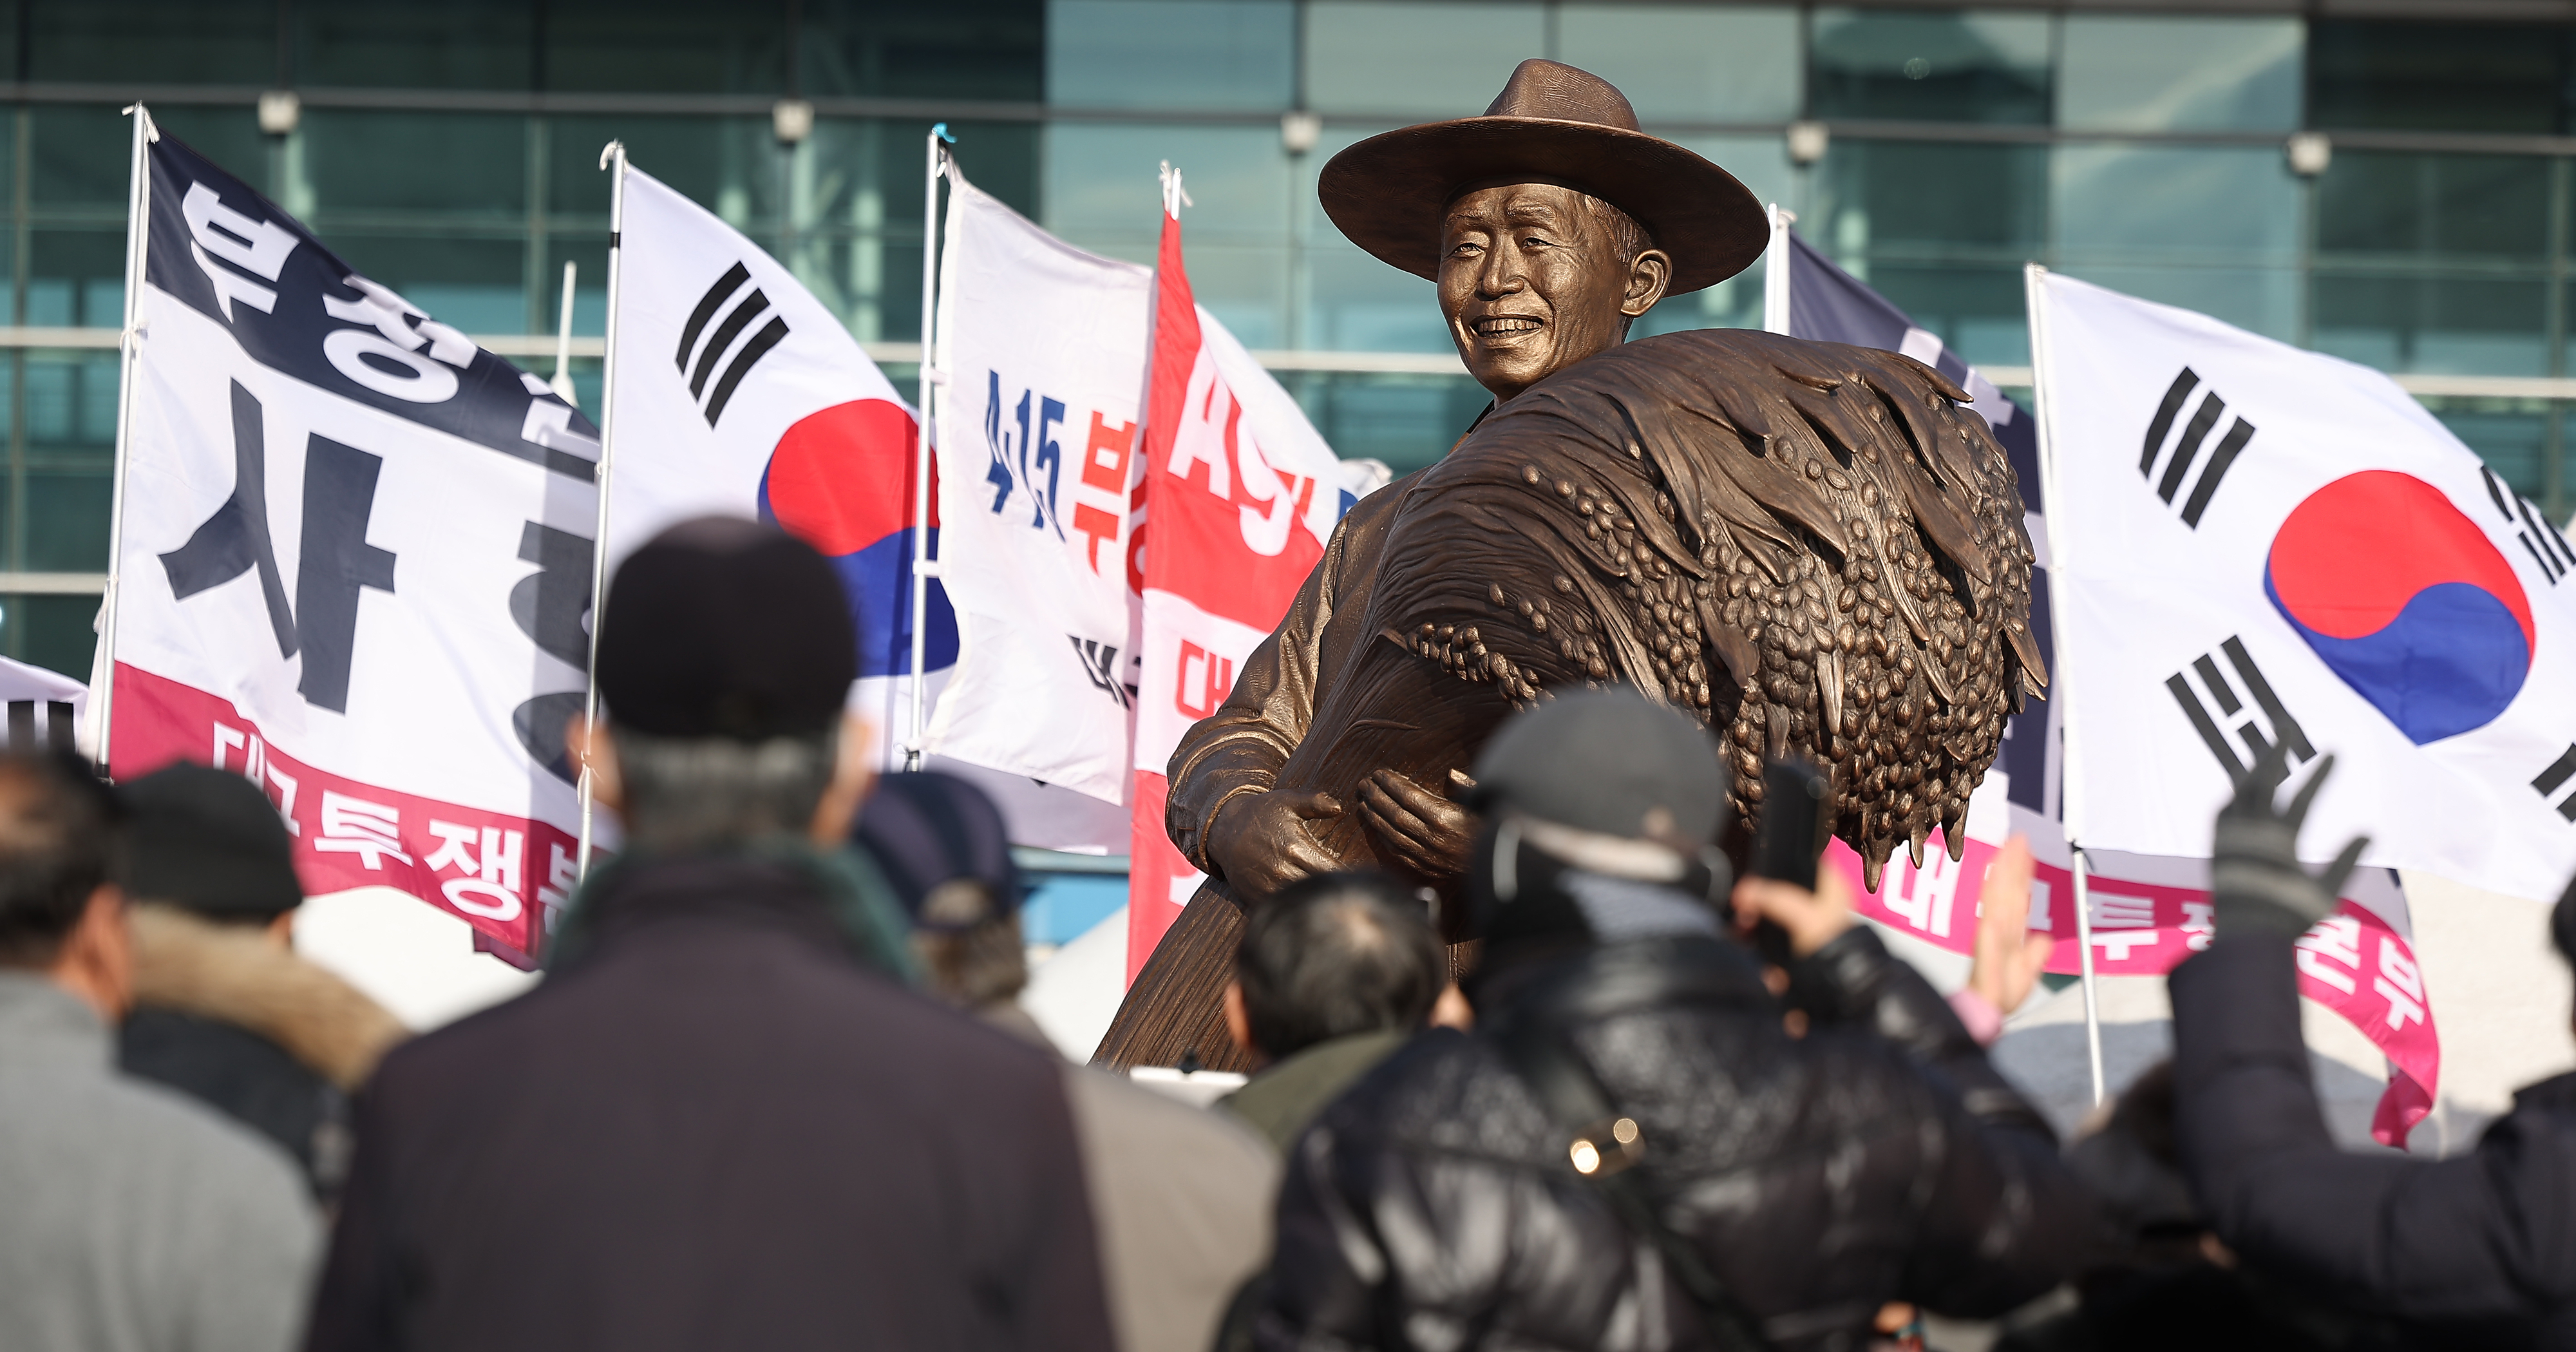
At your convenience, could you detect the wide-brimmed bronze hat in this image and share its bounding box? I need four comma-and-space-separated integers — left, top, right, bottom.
1320, 59, 1768, 296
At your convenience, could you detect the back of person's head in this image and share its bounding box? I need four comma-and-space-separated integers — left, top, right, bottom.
849, 770, 1027, 1009
2553, 873, 2576, 970
1461, 689, 1734, 976
594, 517, 858, 853
120, 763, 300, 925
1235, 871, 1443, 1062
0, 752, 120, 968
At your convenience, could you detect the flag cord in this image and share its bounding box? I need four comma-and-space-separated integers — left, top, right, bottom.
575, 140, 629, 895
94, 104, 156, 778
2024, 261, 2107, 1106
905, 124, 952, 772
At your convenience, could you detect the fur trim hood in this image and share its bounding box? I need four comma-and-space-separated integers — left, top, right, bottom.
127, 902, 410, 1090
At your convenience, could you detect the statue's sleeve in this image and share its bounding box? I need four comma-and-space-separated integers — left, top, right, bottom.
1164, 493, 1382, 875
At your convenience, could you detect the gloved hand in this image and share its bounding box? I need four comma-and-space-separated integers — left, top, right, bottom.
2210, 740, 2370, 938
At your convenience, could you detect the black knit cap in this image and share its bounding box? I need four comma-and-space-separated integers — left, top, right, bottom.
851, 770, 1023, 930
596, 517, 857, 741
122, 763, 303, 922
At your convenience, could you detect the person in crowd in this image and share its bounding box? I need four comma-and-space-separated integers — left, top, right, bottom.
1257, 690, 2100, 1351
303, 518, 1115, 1352
115, 763, 407, 1202
1216, 870, 1446, 1152
0, 751, 318, 1352
2169, 743, 2576, 1346
853, 768, 1277, 1352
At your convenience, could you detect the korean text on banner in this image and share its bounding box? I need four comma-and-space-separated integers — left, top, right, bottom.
925, 169, 1150, 806
1128, 200, 1380, 984
601, 166, 950, 767
110, 131, 600, 963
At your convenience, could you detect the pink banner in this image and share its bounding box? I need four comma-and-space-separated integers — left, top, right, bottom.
1830, 833, 2438, 1144
112, 663, 571, 968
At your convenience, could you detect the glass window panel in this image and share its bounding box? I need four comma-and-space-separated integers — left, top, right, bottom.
2318, 152, 2550, 262
543, 0, 787, 95
1045, 124, 1287, 243
22, 350, 117, 457
296, 0, 534, 90
20, 471, 111, 571
2053, 145, 2299, 267
323, 234, 529, 336
1811, 139, 2047, 256
27, 0, 272, 84
1304, 2, 1546, 117
2420, 398, 2550, 499
1303, 242, 1446, 352
2058, 17, 2300, 133
803, 0, 1044, 102
538, 236, 611, 338
30, 106, 135, 214
9, 595, 106, 680
149, 107, 269, 196
547, 115, 781, 231
1279, 370, 1487, 475
1855, 262, 2029, 369
1631, 135, 1790, 338
26, 231, 124, 328
2313, 275, 2547, 377
298, 111, 526, 221
1555, 6, 1800, 125
1809, 9, 2052, 125
2309, 21, 2571, 135
1681, 133, 1794, 221
1050, 0, 1293, 111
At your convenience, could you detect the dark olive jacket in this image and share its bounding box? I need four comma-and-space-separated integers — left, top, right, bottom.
304, 852, 1116, 1352
1258, 929, 2101, 1352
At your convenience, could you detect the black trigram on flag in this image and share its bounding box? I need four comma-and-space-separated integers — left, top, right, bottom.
2535, 745, 2576, 823
2166, 636, 2313, 777
1069, 636, 1132, 709
2140, 367, 2256, 529
6, 700, 74, 754
2479, 466, 2574, 587
674, 262, 790, 429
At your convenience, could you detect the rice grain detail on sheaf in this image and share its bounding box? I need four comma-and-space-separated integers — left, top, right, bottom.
1367, 328, 2045, 888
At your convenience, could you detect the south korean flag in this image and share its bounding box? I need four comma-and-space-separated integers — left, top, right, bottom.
2032, 267, 2576, 902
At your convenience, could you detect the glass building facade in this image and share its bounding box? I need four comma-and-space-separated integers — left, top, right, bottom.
0, 0, 2568, 676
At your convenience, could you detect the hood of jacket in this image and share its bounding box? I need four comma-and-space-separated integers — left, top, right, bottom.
126, 902, 408, 1091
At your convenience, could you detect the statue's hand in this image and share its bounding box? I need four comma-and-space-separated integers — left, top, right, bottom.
1358, 768, 1478, 883
1206, 788, 1345, 902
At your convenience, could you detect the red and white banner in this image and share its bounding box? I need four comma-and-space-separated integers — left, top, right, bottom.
1127, 198, 1385, 983
108, 128, 602, 966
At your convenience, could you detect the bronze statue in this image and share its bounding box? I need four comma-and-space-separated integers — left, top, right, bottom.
1095, 60, 2044, 1071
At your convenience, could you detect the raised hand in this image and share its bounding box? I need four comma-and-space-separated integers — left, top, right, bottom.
1356, 767, 1479, 883
2210, 739, 2369, 938
1206, 788, 1346, 903
1967, 835, 2053, 1017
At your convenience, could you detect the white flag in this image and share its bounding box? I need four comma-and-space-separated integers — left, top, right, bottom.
2033, 267, 2576, 903
925, 169, 1150, 806
109, 125, 600, 962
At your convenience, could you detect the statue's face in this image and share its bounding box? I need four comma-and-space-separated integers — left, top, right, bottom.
1438, 182, 1671, 402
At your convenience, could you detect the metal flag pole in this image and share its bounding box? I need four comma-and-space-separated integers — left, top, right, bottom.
550, 259, 579, 406
576, 141, 629, 881
93, 103, 158, 778
1761, 204, 1794, 336
2024, 261, 2107, 1106
904, 122, 953, 772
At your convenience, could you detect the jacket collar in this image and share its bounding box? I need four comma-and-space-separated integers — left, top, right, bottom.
549, 845, 919, 984
2514, 1069, 2576, 1116
0, 971, 108, 1068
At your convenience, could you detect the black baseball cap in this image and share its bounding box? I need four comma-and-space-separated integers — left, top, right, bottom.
122, 763, 303, 922
851, 771, 1023, 931
1466, 689, 1730, 844
595, 517, 857, 741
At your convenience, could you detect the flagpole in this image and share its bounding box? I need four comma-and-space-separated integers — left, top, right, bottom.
2025, 261, 2107, 1106
550, 259, 579, 406
93, 103, 156, 779
905, 123, 952, 772
1761, 204, 1793, 336
576, 141, 629, 884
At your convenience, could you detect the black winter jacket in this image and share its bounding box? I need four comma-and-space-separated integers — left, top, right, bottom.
2174, 931, 2576, 1348
1257, 929, 2102, 1352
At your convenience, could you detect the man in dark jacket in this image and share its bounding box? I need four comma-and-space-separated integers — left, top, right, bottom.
1258, 691, 2099, 1351
303, 518, 1117, 1352
116, 763, 407, 1201
2170, 745, 2576, 1347
1216, 870, 1446, 1153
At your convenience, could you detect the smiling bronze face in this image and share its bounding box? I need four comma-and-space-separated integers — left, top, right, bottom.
1437, 182, 1672, 404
